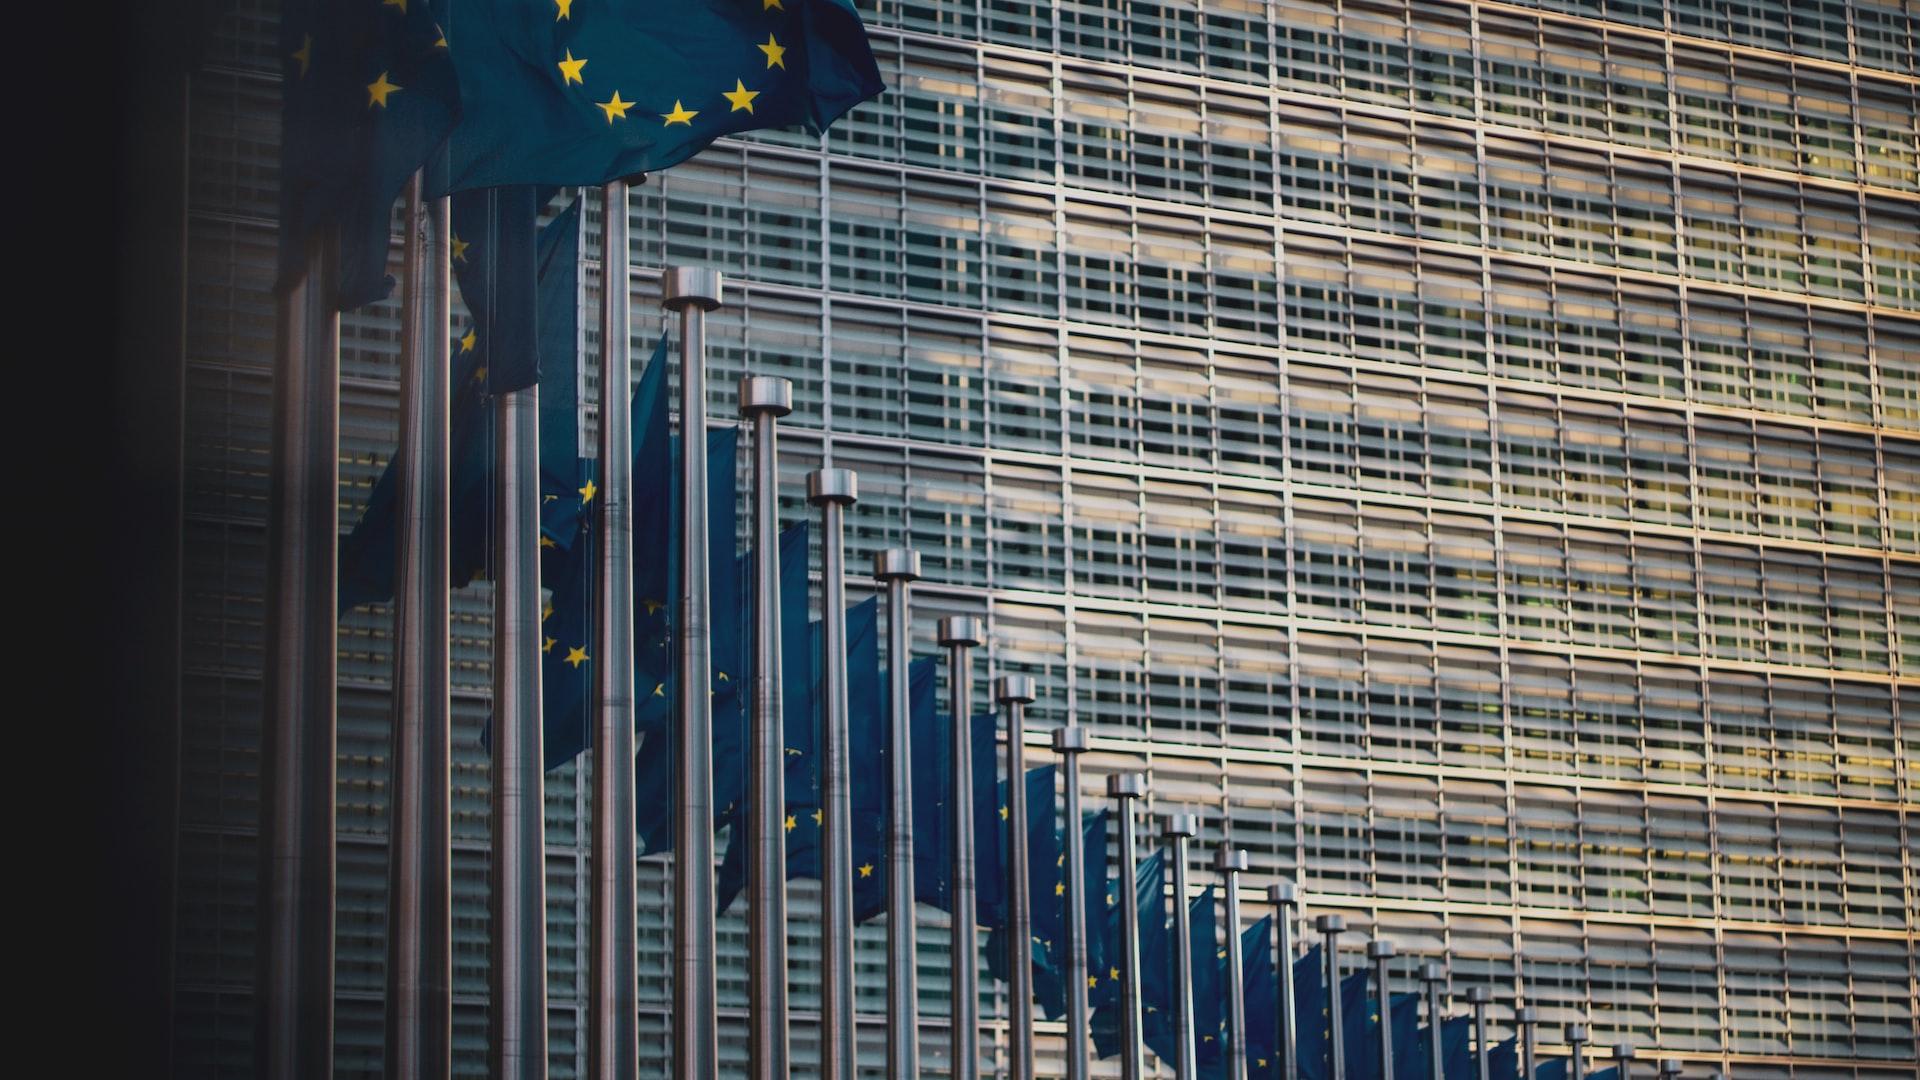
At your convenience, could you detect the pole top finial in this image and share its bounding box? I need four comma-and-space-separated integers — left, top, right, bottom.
1466, 986, 1492, 1005
1367, 938, 1396, 959
995, 673, 1036, 704
1213, 847, 1249, 873
937, 615, 985, 648
1658, 1060, 1682, 1078
1612, 1044, 1635, 1063
737, 375, 793, 418
1566, 1024, 1589, 1043
662, 266, 723, 311
1268, 881, 1298, 906
1419, 961, 1446, 983
873, 548, 921, 582
1163, 813, 1198, 838
1107, 772, 1145, 799
807, 467, 858, 506
1052, 726, 1088, 753
1314, 913, 1345, 933
1516, 1007, 1538, 1023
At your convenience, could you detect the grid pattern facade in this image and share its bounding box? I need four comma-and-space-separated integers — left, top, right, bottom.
174, 1, 1919, 1077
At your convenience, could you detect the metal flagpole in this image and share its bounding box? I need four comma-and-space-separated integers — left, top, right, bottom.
258, 231, 338, 1080
590, 177, 639, 1080
1517, 1007, 1537, 1080
1420, 962, 1447, 1080
1053, 727, 1092, 1080
1610, 1044, 1635, 1080
877, 547, 924, 1080
996, 674, 1039, 1080
491, 280, 548, 1080
1657, 1058, 1680, 1080
1565, 1025, 1588, 1080
1108, 773, 1147, 1080
1368, 939, 1397, 1080
1166, 816, 1200, 1080
1271, 884, 1301, 1080
1467, 987, 1492, 1080
741, 375, 794, 1080
1317, 915, 1347, 1080
663, 266, 723, 1080
386, 173, 452, 1080
940, 616, 986, 1080
808, 468, 859, 1080
1215, 848, 1250, 1080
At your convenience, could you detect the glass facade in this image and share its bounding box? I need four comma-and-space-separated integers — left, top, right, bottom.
175, 0, 1917, 1076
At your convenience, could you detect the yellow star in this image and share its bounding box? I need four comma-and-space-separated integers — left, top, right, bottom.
557, 49, 587, 85
543, 636, 556, 653
366, 71, 402, 109
858, 863, 873, 878
565, 646, 589, 668
554, 0, 572, 18
653, 683, 666, 697
757, 34, 786, 69
1110, 966, 1121, 981
785, 815, 797, 831
450, 233, 470, 261
763, 0, 783, 9
383, 0, 406, 12
1054, 882, 1065, 896
1107, 894, 1115, 905
1088, 975, 1099, 988
785, 747, 802, 756
433, 25, 446, 49
661, 99, 697, 126
812, 809, 824, 826
1259, 1060, 1269, 1070
642, 598, 665, 614
598, 91, 633, 123
999, 805, 1009, 820
543, 600, 554, 621
579, 478, 596, 503
459, 328, 477, 353
473, 366, 488, 384
292, 34, 311, 78
716, 671, 730, 682
722, 79, 760, 114
539, 535, 556, 549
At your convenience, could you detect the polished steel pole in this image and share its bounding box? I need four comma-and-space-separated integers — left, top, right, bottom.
1656, 1058, 1681, 1080
1467, 987, 1491, 1080
1369, 939, 1397, 1080
386, 174, 452, 1080
1565, 1024, 1588, 1080
663, 266, 723, 1080
1271, 884, 1301, 1080
741, 375, 793, 1080
1166, 815, 1199, 1080
589, 178, 638, 1080
940, 616, 985, 1080
1420, 962, 1447, 1080
1216, 848, 1250, 1080
808, 468, 859, 1080
491, 356, 547, 1080
877, 547, 924, 1079
1108, 773, 1147, 1080
258, 233, 338, 1080
997, 674, 1039, 1080
1517, 1006, 1537, 1080
1318, 915, 1347, 1080
1611, 1043, 1635, 1080
1053, 727, 1092, 1080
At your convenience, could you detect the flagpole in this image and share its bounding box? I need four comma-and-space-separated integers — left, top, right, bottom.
741, 374, 794, 1080
663, 265, 723, 1080
257, 231, 338, 1080
1368, 939, 1397, 1080
1215, 848, 1250, 1080
1517, 1006, 1537, 1080
1610, 1043, 1635, 1080
1317, 915, 1347, 1080
1467, 986, 1491, 1080
1420, 962, 1447, 1080
996, 674, 1039, 1080
1270, 883, 1301, 1080
808, 467, 860, 1080
1107, 773, 1147, 1080
1565, 1024, 1588, 1080
940, 616, 986, 1080
1166, 815, 1199, 1080
590, 176, 639, 1080
876, 547, 924, 1080
1657, 1057, 1680, 1080
386, 173, 453, 1080
1052, 727, 1092, 1080
490, 319, 548, 1080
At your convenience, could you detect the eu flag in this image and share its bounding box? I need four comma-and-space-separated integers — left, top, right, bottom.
1588, 1068, 1620, 1080
278, 0, 459, 309
1338, 970, 1372, 1080
1295, 944, 1329, 1080
984, 766, 1063, 1015
785, 597, 878, 880
1240, 916, 1277, 1078
1388, 993, 1421, 1080
1092, 848, 1173, 1060
441, 0, 883, 192
850, 655, 935, 919
1190, 886, 1224, 1072
1438, 1016, 1473, 1080
1487, 1036, 1519, 1080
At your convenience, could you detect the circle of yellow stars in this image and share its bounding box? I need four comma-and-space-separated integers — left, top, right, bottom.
535, 0, 789, 130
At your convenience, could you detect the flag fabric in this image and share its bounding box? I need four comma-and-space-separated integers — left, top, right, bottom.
984, 766, 1063, 1015
1190, 885, 1225, 1073
1079, 809, 1111, 1008
1437, 1016, 1473, 1080
850, 655, 935, 919
1588, 1067, 1620, 1080
844, 597, 887, 922
440, 0, 884, 192
783, 597, 878, 879
1295, 944, 1330, 1080
1338, 970, 1374, 1080
1241, 916, 1277, 1079
1387, 993, 1421, 1080
1092, 848, 1173, 1060
1487, 1036, 1519, 1080
277, 0, 460, 309
449, 185, 539, 396
1535, 1059, 1569, 1080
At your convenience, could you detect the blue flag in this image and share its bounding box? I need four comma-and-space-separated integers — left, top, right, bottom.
1339, 970, 1373, 1080
1190, 886, 1224, 1072
1091, 848, 1171, 1060
1588, 1068, 1620, 1080
277, 0, 459, 309
849, 655, 935, 919
1241, 916, 1277, 1078
984, 766, 1064, 1016
441, 0, 883, 192
1295, 944, 1329, 1080
1535, 1059, 1569, 1080
1487, 1036, 1519, 1080
1438, 1016, 1473, 1080
843, 598, 887, 922
784, 597, 877, 880
449, 185, 539, 396
1388, 994, 1421, 1080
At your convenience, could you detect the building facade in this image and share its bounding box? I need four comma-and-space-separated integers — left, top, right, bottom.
174, 0, 1918, 1076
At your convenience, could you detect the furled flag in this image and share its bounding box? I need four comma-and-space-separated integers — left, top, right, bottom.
852, 656, 936, 920
1240, 916, 1277, 1078
1535, 1058, 1569, 1080
1091, 849, 1172, 1060
1190, 885, 1224, 1072
1387, 993, 1421, 1080
440, 0, 883, 192
1487, 1036, 1519, 1080
783, 598, 879, 880
277, 0, 459, 308
1338, 970, 1372, 1080
1295, 944, 1329, 1080
984, 766, 1063, 1014
1437, 1016, 1473, 1080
